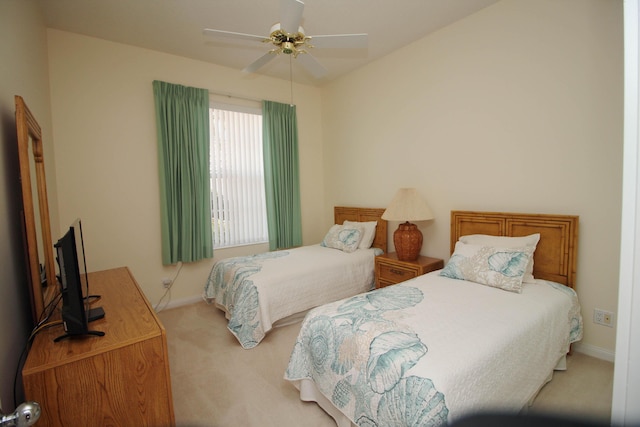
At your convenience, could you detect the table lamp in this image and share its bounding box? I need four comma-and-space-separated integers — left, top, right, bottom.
381, 188, 434, 261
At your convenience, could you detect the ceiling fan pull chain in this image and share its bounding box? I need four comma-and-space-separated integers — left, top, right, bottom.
290, 55, 294, 106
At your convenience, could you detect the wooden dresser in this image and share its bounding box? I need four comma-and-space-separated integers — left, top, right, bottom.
22, 267, 175, 427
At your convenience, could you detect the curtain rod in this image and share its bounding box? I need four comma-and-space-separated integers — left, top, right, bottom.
209, 90, 263, 104
208, 90, 294, 107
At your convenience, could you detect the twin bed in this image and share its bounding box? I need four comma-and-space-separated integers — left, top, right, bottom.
284, 210, 582, 426
204, 209, 583, 426
204, 206, 387, 349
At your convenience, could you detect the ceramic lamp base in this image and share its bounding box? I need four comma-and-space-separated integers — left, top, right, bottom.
393, 222, 423, 261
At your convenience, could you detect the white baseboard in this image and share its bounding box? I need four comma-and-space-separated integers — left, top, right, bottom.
572, 342, 615, 362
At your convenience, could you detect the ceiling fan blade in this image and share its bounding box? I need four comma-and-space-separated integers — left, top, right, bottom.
296, 53, 327, 79
308, 34, 368, 49
242, 52, 278, 74
280, 0, 304, 34
203, 29, 266, 43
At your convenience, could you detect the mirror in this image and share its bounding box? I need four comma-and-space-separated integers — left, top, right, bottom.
15, 95, 57, 324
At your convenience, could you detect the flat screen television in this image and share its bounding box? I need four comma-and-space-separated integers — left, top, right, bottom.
54, 219, 105, 342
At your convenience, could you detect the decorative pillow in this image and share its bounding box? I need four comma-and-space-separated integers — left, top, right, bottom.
343, 220, 378, 249
458, 234, 540, 283
440, 241, 535, 293
320, 224, 364, 253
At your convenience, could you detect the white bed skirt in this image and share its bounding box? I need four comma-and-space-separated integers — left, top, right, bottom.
295, 379, 354, 427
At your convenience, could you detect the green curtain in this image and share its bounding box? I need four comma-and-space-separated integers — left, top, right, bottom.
262, 100, 302, 250
153, 80, 213, 265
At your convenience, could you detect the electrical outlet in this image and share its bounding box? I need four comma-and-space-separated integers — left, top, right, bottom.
594, 308, 614, 327
162, 278, 172, 288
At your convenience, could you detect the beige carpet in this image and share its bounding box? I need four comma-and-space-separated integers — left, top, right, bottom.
158, 301, 614, 427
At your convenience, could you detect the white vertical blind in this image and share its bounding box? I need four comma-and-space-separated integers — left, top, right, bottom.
209, 103, 268, 248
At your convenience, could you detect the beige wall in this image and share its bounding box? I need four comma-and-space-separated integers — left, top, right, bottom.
0, 0, 59, 408
46, 29, 325, 308
322, 0, 623, 356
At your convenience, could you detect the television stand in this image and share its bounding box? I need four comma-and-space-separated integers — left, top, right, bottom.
53, 329, 105, 343
53, 306, 106, 342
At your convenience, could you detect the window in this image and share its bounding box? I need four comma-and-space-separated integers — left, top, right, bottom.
209, 99, 268, 248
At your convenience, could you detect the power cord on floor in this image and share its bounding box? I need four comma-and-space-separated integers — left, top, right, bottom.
154, 262, 183, 313
13, 292, 63, 408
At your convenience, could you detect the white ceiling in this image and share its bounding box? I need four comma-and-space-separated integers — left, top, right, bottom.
37, 0, 500, 87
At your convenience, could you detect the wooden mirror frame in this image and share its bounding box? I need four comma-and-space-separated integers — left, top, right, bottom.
16, 95, 57, 324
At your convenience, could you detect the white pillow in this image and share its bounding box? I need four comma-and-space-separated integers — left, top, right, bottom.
440, 241, 535, 293
458, 234, 540, 283
320, 224, 364, 253
343, 220, 377, 249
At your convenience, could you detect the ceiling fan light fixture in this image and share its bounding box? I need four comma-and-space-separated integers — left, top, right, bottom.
268, 23, 308, 56
282, 41, 295, 55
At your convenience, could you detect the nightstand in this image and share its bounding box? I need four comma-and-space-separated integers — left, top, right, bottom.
375, 253, 444, 289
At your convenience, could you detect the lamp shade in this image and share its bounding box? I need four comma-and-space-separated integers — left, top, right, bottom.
381, 188, 434, 222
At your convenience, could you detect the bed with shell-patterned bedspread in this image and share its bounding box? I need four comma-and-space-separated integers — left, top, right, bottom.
284, 211, 583, 427
203, 207, 388, 349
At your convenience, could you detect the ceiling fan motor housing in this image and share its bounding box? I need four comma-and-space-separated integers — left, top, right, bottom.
269, 23, 307, 55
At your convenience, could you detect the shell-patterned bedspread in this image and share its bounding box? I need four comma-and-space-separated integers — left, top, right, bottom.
285, 272, 583, 426
204, 245, 377, 349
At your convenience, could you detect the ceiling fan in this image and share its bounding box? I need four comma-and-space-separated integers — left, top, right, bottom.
203, 0, 368, 79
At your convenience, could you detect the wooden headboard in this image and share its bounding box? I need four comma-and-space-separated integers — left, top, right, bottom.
451, 211, 579, 288
334, 206, 388, 253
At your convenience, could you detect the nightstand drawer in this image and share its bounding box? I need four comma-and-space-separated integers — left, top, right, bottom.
378, 263, 420, 282
374, 253, 444, 289
376, 279, 397, 289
